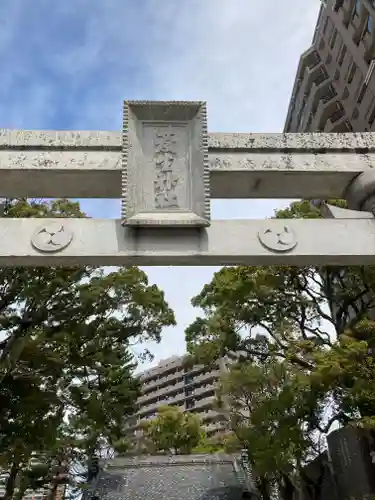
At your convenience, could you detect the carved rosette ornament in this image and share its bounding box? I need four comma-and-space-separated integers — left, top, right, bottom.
121, 100, 210, 227
258, 225, 297, 253
31, 222, 73, 253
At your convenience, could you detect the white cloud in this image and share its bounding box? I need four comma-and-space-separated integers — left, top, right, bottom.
0, 0, 320, 370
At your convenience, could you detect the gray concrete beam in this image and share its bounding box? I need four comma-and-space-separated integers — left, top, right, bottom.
0, 139, 372, 199
1, 129, 375, 150
2, 217, 375, 267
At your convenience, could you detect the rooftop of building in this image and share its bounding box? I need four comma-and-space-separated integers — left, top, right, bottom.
88, 454, 257, 500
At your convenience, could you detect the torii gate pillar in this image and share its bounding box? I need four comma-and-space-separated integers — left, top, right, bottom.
0, 100, 375, 266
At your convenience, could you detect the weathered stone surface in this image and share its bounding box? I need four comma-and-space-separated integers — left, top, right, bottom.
208, 132, 375, 151
1, 129, 375, 151
0, 129, 373, 199
0, 129, 121, 149
0, 149, 370, 199
0, 150, 121, 170
327, 427, 375, 499
0, 217, 375, 267
93, 455, 246, 500
208, 153, 375, 172
122, 101, 210, 227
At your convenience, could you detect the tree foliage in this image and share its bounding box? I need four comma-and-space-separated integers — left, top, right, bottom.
185, 199, 375, 498
141, 405, 203, 454
0, 199, 176, 500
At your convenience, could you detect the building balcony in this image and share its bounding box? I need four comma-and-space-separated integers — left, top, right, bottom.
138, 379, 186, 404
137, 393, 187, 416
325, 113, 350, 132
299, 62, 327, 97
339, 0, 356, 25
362, 22, 375, 60
293, 47, 322, 85
203, 421, 227, 434
284, 48, 322, 131
200, 408, 222, 421
287, 65, 329, 132
193, 395, 216, 410
300, 78, 337, 131
310, 89, 342, 131
334, 0, 344, 12
192, 383, 217, 397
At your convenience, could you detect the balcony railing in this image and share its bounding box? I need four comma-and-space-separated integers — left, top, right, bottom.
330, 104, 345, 123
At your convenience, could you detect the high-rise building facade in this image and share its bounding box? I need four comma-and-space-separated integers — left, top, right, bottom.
284, 0, 375, 330
0, 457, 66, 500
284, 0, 375, 134
129, 355, 231, 439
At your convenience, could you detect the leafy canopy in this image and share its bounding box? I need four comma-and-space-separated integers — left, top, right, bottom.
141, 405, 203, 454
0, 198, 176, 500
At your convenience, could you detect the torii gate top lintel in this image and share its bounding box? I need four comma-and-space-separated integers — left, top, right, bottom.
0, 99, 374, 266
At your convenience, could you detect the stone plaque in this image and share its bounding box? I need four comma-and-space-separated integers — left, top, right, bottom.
122, 101, 210, 227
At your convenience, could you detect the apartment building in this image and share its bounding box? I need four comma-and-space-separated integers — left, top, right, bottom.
284, 0, 375, 330
0, 457, 66, 500
284, 0, 375, 134
130, 355, 231, 439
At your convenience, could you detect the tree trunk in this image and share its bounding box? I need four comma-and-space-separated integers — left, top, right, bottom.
43, 482, 58, 500
256, 476, 271, 500
280, 474, 296, 500
3, 462, 20, 500
42, 473, 68, 500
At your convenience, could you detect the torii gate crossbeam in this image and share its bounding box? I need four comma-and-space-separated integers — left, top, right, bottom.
0, 128, 373, 200
0, 100, 374, 267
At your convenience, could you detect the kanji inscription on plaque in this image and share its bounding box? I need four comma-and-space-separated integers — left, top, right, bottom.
122, 101, 210, 227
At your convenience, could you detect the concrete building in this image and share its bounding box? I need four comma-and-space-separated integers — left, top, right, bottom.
130, 355, 231, 439
0, 457, 66, 500
284, 0, 375, 334
284, 0, 375, 134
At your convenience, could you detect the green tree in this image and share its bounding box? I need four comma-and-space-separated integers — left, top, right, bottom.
191, 431, 241, 454
141, 405, 203, 454
218, 357, 325, 499
185, 199, 375, 498
185, 200, 375, 400
218, 330, 375, 500
0, 198, 176, 500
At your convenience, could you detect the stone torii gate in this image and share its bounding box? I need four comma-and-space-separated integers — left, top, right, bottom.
0, 99, 375, 267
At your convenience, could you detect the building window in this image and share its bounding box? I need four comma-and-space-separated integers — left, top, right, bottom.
352, 0, 360, 18
330, 102, 345, 123
347, 62, 357, 83
352, 107, 360, 119
329, 28, 338, 48
366, 14, 374, 34
366, 95, 375, 120
357, 82, 367, 104
325, 17, 334, 39
369, 104, 375, 125
369, 102, 375, 125
338, 44, 347, 66
344, 120, 353, 132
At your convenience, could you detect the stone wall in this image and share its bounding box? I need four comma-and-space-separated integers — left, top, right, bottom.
90, 454, 255, 500
299, 427, 375, 500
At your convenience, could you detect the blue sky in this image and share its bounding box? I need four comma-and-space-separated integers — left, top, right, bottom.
0, 0, 320, 369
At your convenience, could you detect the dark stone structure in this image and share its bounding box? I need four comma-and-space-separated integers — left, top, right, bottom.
327, 426, 375, 500
88, 454, 258, 500
298, 452, 338, 500
84, 429, 375, 500
298, 427, 375, 500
